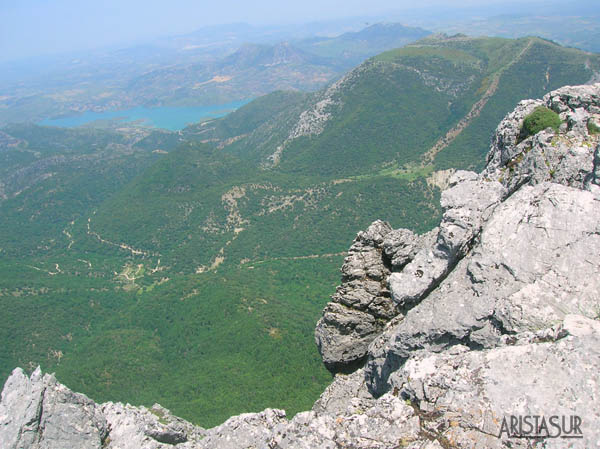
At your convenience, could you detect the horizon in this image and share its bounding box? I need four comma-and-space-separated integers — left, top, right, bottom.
1, 0, 593, 64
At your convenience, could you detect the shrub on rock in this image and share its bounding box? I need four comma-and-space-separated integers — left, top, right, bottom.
520, 106, 561, 139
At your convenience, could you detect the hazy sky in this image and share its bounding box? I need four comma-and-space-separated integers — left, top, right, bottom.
0, 0, 581, 62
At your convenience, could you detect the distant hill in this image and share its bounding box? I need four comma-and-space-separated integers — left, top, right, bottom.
220, 42, 331, 69
437, 13, 600, 54
124, 42, 339, 107
0, 22, 431, 125
0, 35, 599, 428
296, 23, 431, 65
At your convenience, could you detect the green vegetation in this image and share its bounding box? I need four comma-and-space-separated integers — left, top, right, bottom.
434, 37, 597, 171
1, 35, 598, 428
588, 120, 600, 135
0, 257, 339, 427
520, 106, 562, 139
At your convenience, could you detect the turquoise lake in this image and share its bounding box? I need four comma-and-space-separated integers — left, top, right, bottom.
40, 100, 251, 131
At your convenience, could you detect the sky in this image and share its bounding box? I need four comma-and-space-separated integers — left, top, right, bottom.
0, 0, 586, 63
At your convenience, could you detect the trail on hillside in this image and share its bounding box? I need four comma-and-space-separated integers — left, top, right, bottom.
422, 40, 534, 164
86, 216, 156, 257
248, 252, 346, 266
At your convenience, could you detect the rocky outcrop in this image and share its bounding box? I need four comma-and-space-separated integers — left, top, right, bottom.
318, 82, 600, 378
2, 83, 600, 448
0, 367, 108, 449
99, 401, 205, 448
0, 367, 207, 449
315, 82, 600, 446
314, 220, 434, 371
367, 180, 600, 395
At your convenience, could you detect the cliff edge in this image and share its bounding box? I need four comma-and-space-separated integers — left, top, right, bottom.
2, 83, 600, 448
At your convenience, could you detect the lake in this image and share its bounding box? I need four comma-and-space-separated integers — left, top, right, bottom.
40, 100, 251, 131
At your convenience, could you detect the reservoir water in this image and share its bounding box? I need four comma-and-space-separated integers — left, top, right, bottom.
40, 100, 251, 131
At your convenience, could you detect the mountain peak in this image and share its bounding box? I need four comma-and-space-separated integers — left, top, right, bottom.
222, 42, 319, 69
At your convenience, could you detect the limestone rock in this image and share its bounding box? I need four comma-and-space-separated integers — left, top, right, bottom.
358, 82, 600, 445
197, 409, 286, 449
0, 368, 205, 449
315, 302, 383, 372
311, 368, 374, 416
367, 181, 600, 396
485, 83, 600, 193
388, 315, 600, 448
315, 220, 397, 371
101, 402, 206, 449
0, 367, 108, 449
364, 83, 600, 397
382, 228, 423, 269
485, 98, 543, 169
388, 172, 505, 308
270, 394, 421, 449
315, 219, 434, 372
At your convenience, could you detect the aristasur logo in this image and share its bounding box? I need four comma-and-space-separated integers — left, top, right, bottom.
499, 415, 583, 440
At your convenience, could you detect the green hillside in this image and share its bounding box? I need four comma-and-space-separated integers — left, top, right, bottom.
201, 35, 599, 175
87, 35, 600, 273
1, 34, 598, 427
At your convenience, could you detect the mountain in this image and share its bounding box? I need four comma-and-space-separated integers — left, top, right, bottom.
436, 13, 600, 54
92, 35, 599, 273
123, 42, 340, 108
191, 35, 600, 177
0, 35, 599, 427
296, 22, 431, 65
2, 81, 599, 448
0, 22, 431, 126
220, 42, 331, 69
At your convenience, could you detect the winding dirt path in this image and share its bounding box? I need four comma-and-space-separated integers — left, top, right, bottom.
247, 252, 346, 266
86, 216, 155, 257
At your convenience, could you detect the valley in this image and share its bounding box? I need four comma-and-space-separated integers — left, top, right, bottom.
1, 32, 600, 428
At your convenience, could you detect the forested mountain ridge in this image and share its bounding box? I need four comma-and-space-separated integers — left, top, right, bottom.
87, 35, 600, 273
0, 34, 599, 427
194, 34, 600, 173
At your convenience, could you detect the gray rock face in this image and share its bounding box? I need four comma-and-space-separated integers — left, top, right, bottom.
586, 143, 600, 191
314, 219, 438, 372
315, 220, 398, 371
388, 172, 506, 308
367, 181, 600, 395
485, 83, 600, 193
365, 83, 600, 393
382, 227, 426, 270
0, 367, 108, 449
100, 402, 206, 449
197, 409, 287, 449
0, 368, 206, 449
2, 83, 600, 449
389, 314, 600, 449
